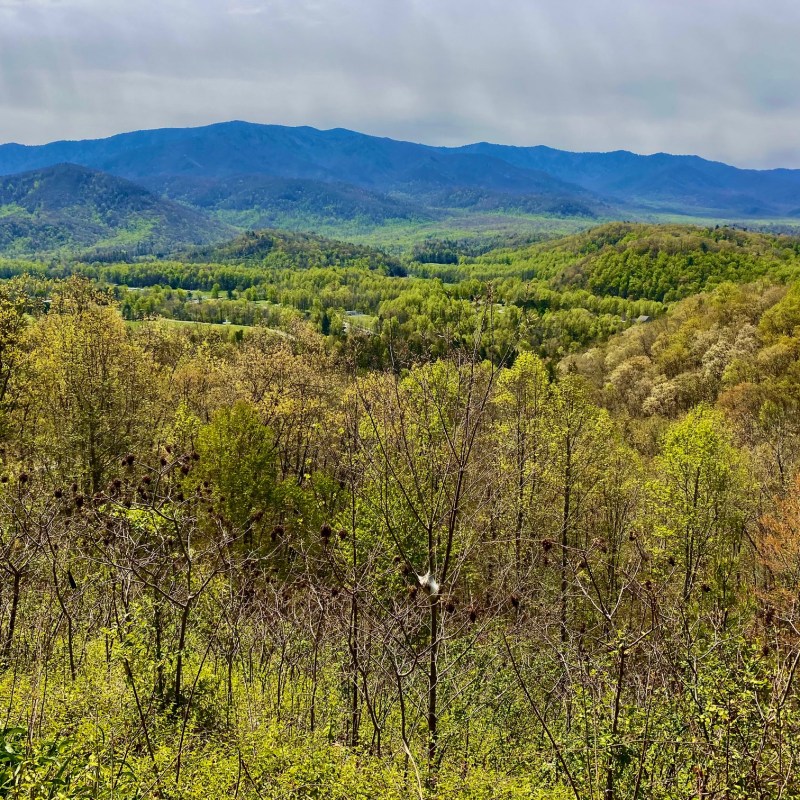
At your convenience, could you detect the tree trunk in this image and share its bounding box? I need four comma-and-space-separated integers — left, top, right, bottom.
1, 570, 20, 662
427, 593, 440, 776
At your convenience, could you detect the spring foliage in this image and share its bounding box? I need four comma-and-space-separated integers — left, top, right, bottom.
1, 252, 800, 798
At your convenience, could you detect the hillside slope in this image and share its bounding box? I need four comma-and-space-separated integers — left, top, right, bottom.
184, 227, 405, 274
563, 279, 800, 421
150, 174, 432, 228
0, 164, 231, 256
471, 222, 800, 302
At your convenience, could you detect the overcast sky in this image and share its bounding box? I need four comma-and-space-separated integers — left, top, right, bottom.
1, 0, 798, 168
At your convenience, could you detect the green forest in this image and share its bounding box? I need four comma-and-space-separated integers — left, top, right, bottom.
2, 220, 800, 799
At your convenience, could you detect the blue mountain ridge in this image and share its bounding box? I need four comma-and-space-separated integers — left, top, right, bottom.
1, 121, 799, 218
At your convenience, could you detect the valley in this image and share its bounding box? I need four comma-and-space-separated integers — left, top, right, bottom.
2, 123, 800, 800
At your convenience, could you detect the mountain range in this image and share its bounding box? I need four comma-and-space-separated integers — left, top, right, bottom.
1, 121, 800, 255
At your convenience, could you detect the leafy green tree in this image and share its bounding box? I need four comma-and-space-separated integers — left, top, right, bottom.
196, 400, 276, 537
492, 351, 553, 574
20, 283, 157, 492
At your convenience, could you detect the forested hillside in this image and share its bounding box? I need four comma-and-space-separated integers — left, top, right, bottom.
183, 227, 407, 272
154, 174, 431, 229
4, 222, 800, 370
1, 212, 800, 798
472, 222, 800, 301
565, 280, 800, 423
0, 223, 678, 366
0, 164, 231, 257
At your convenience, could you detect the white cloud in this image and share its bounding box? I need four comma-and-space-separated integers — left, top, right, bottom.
0, 0, 799, 167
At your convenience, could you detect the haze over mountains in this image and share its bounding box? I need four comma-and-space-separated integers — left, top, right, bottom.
1, 121, 800, 255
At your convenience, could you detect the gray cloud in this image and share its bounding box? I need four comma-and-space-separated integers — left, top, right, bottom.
0, 0, 798, 167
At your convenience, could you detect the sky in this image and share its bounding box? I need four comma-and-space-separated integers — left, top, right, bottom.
1, 0, 799, 168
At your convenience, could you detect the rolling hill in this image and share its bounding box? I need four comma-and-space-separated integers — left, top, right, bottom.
184, 227, 406, 274
0, 163, 231, 256
471, 221, 800, 302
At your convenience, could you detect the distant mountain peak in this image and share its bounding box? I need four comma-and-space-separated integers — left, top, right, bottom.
0, 122, 798, 220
